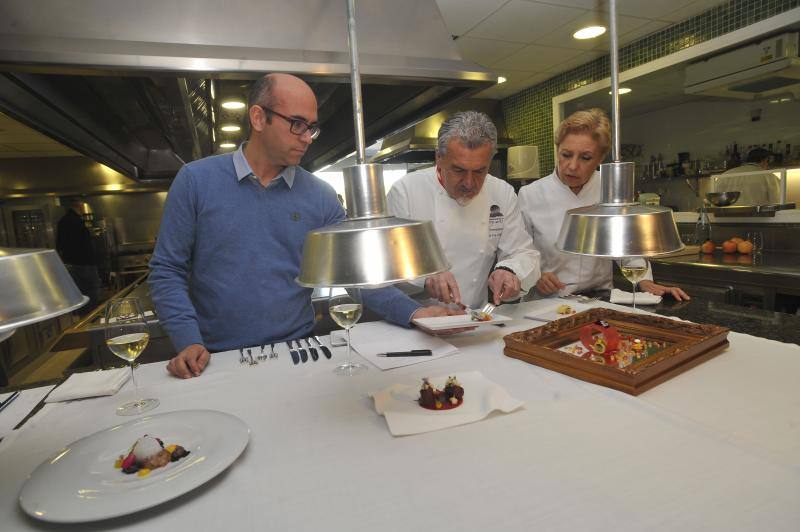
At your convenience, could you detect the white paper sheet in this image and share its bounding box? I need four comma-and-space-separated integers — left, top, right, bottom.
348, 321, 458, 370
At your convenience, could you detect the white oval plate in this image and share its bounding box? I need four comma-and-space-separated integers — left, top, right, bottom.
412, 312, 511, 331
19, 409, 249, 523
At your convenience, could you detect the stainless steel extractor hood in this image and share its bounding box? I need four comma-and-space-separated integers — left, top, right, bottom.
0, 0, 494, 180
372, 99, 512, 164
685, 32, 800, 100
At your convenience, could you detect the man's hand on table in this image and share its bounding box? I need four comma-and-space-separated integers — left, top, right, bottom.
535, 271, 566, 296
167, 343, 210, 379
488, 268, 521, 304
639, 280, 690, 301
411, 305, 474, 336
424, 272, 462, 305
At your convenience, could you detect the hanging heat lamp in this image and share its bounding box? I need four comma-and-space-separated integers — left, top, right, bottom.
297, 0, 449, 288
556, 0, 684, 258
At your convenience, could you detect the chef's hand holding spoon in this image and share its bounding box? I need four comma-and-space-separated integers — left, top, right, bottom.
535, 272, 566, 296
424, 271, 462, 305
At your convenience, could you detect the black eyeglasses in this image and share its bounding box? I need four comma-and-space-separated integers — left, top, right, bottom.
259, 106, 320, 139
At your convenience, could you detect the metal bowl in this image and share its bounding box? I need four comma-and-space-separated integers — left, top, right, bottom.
706, 191, 740, 207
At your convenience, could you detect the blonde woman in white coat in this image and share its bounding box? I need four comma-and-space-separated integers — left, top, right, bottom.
518, 108, 688, 301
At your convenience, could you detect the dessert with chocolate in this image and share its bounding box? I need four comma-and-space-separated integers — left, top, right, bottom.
418, 376, 464, 410
115, 435, 191, 477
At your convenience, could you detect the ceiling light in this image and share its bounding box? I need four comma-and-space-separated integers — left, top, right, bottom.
573, 25, 606, 40
220, 125, 241, 132
219, 142, 236, 149
221, 100, 245, 110
497, 76, 507, 84
608, 87, 632, 95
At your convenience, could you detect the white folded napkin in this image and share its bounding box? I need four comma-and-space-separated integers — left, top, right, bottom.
371, 371, 524, 436
349, 321, 458, 370
610, 288, 662, 305
46, 368, 130, 403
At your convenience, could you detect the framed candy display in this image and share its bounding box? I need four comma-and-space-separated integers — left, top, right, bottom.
504, 308, 729, 396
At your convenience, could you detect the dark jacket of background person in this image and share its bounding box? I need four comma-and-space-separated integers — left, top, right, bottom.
56, 208, 95, 266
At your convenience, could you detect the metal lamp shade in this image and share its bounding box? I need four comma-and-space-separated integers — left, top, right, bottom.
297, 216, 449, 287
0, 248, 88, 340
556, 204, 684, 257
297, 5, 451, 289
557, 162, 684, 258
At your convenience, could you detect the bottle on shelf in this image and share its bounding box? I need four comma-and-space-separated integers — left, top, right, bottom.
695, 203, 711, 245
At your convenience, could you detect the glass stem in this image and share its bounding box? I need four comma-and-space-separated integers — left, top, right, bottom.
346, 327, 352, 367
129, 362, 139, 395
631, 281, 637, 309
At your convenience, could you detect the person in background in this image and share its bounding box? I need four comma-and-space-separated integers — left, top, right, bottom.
714, 147, 780, 205
149, 73, 455, 379
387, 111, 540, 310
56, 198, 102, 313
518, 108, 689, 301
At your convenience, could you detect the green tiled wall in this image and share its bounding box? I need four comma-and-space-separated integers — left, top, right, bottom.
501, 0, 800, 174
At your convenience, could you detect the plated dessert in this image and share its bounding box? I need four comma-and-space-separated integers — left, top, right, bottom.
115, 435, 190, 477
470, 310, 492, 322
418, 376, 464, 410
556, 304, 576, 315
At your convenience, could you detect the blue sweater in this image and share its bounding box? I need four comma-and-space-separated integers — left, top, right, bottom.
149, 150, 420, 353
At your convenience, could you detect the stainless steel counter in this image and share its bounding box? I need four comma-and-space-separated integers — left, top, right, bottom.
647, 250, 800, 312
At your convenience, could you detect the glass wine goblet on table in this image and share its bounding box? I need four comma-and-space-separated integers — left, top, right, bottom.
619, 257, 649, 310
328, 288, 365, 376
104, 297, 159, 416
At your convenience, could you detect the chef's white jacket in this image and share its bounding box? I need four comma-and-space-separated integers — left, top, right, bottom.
518, 170, 651, 296
387, 166, 540, 309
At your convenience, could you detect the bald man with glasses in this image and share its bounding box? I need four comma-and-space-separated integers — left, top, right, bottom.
150, 73, 452, 379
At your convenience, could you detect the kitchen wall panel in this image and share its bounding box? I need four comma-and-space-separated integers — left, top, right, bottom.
81, 192, 168, 248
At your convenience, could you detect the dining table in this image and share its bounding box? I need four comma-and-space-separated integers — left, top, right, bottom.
1, 298, 799, 531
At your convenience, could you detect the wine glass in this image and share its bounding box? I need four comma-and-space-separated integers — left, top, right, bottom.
105, 297, 159, 416
619, 257, 648, 310
328, 288, 365, 376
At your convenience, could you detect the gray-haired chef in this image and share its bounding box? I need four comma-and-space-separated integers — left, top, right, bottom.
387, 111, 540, 309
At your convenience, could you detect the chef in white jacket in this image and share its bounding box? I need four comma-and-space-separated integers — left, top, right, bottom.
387, 111, 540, 309
518, 108, 688, 300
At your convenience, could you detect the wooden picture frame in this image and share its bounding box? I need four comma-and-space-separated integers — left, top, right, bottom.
504, 308, 729, 396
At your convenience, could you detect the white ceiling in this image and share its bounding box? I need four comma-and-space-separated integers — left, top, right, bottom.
435, 0, 728, 99
0, 112, 78, 158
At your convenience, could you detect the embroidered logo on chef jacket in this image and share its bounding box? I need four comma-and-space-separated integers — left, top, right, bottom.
488, 204, 504, 239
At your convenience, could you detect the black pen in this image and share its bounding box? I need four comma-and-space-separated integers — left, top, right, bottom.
377, 349, 433, 357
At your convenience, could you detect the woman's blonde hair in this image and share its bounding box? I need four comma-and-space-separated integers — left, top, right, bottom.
555, 108, 611, 158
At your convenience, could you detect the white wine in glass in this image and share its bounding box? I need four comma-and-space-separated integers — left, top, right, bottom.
328, 289, 365, 376
620, 258, 648, 310
105, 297, 159, 416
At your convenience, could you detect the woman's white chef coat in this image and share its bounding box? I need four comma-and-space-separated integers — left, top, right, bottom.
387, 166, 540, 309
518, 169, 651, 296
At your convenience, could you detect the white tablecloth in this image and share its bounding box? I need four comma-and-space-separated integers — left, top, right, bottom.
1, 300, 799, 531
